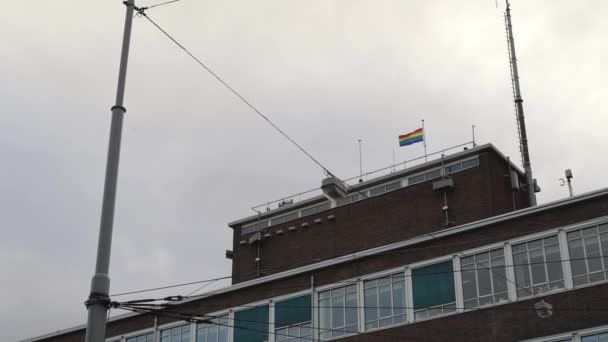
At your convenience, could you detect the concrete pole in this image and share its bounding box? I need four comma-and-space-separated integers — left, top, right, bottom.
84, 1, 135, 341
505, 1, 537, 206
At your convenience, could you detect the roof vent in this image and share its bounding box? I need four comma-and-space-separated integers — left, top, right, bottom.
321, 176, 348, 200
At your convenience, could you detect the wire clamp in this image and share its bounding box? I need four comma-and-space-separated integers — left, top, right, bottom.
84, 294, 111, 309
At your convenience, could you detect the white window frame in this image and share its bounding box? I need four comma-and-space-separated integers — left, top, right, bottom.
359, 267, 408, 332
316, 281, 360, 341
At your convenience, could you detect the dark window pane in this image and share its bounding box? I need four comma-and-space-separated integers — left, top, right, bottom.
364, 288, 378, 322
545, 244, 564, 282
275, 295, 311, 328
234, 306, 269, 342
461, 270, 477, 300
585, 236, 603, 273
385, 181, 401, 191
412, 261, 455, 310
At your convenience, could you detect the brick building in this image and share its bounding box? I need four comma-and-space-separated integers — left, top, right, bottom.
23, 144, 608, 342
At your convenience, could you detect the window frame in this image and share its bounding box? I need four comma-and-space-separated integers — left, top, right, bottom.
316, 282, 360, 341
459, 246, 510, 309
231, 299, 271, 342
361, 270, 408, 331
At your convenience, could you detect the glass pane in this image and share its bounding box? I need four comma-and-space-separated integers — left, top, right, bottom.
477, 267, 492, 297
370, 187, 385, 196
275, 295, 311, 328
385, 181, 401, 191
600, 224, 608, 233
568, 230, 582, 240
378, 285, 392, 318
492, 266, 508, 294
461, 269, 477, 300
569, 238, 588, 277
583, 227, 598, 236
545, 244, 564, 282
544, 236, 559, 246
491, 249, 504, 258
528, 239, 542, 250
218, 324, 228, 342
412, 261, 455, 310
408, 174, 425, 184
392, 280, 406, 316
197, 329, 207, 342
345, 293, 358, 326
585, 236, 603, 273
331, 295, 345, 328
529, 249, 547, 285
582, 336, 599, 342
207, 327, 217, 342
276, 328, 287, 342
319, 298, 330, 331
364, 287, 378, 322
513, 252, 531, 289
425, 169, 442, 180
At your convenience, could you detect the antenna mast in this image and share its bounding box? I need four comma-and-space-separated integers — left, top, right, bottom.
505, 0, 537, 206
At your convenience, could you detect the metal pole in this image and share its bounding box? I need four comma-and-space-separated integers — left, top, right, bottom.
358, 139, 363, 182
422, 119, 427, 162
472, 125, 477, 147
567, 179, 574, 197
84, 1, 135, 341
505, 1, 537, 206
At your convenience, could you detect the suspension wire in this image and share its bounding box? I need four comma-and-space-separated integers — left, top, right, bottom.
109, 253, 605, 300
146, 0, 183, 10
134, 8, 334, 177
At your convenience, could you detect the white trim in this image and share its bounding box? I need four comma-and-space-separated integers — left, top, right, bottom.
268, 301, 275, 342
453, 255, 464, 313
505, 243, 517, 301
404, 267, 414, 324
359, 266, 406, 281
559, 229, 574, 290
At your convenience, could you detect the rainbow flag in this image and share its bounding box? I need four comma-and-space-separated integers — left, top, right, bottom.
399, 128, 424, 147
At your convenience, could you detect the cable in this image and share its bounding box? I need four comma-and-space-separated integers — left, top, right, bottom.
137, 10, 334, 177
145, 0, 182, 10
109, 275, 231, 297
185, 278, 217, 297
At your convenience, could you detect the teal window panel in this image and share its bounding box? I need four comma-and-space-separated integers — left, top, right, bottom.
275, 295, 311, 328
234, 305, 269, 342
412, 261, 455, 310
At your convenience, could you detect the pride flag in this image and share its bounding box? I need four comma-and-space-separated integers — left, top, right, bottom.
399, 128, 424, 147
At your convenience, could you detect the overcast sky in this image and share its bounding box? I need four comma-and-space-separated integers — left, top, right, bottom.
1, 0, 607, 341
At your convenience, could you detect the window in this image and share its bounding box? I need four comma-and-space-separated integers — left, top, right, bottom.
319, 285, 358, 340
385, 181, 401, 192
364, 273, 406, 330
234, 305, 269, 342
567, 224, 608, 287
424, 169, 442, 180
445, 163, 462, 174
512, 235, 564, 298
161, 325, 190, 342
337, 193, 367, 206
242, 221, 268, 235
582, 332, 608, 342
301, 202, 331, 217
408, 174, 425, 185
370, 186, 386, 197
197, 315, 229, 342
275, 295, 312, 341
461, 158, 479, 169
461, 248, 509, 309
127, 332, 154, 342
412, 261, 456, 320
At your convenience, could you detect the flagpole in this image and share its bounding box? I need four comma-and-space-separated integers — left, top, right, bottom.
422, 119, 428, 162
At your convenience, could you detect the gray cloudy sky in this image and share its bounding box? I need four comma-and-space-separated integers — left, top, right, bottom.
1, 0, 607, 341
